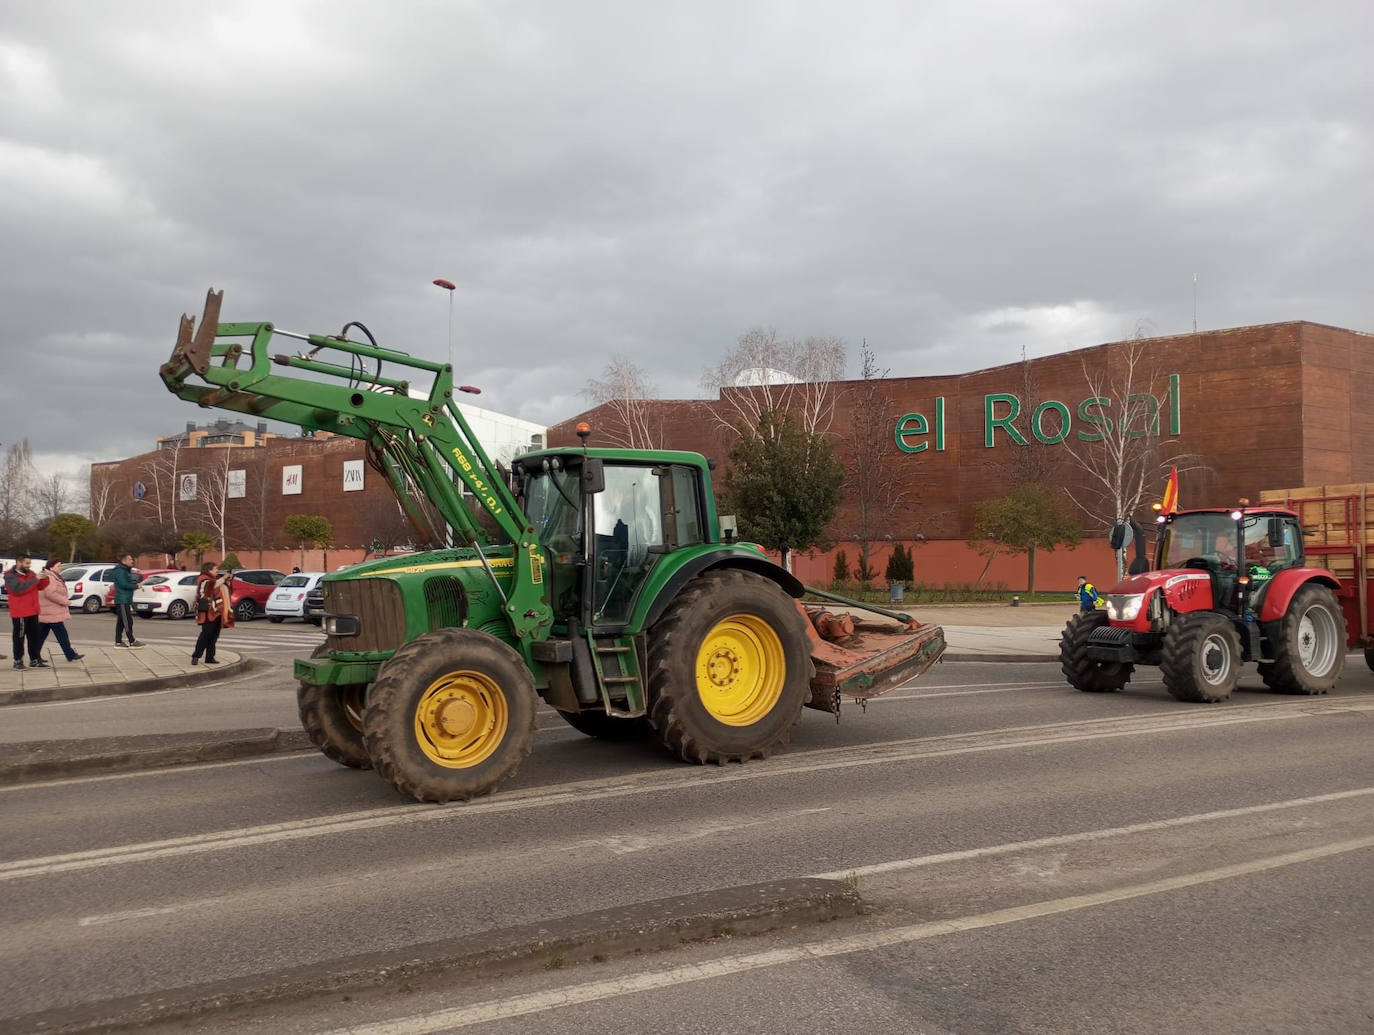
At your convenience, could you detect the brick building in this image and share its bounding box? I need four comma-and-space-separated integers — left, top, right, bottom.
91, 406, 545, 571
549, 321, 1374, 591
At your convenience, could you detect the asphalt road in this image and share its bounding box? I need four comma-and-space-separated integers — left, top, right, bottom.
1, 622, 1372, 1033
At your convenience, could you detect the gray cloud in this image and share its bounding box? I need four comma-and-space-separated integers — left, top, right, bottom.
1, 0, 1371, 490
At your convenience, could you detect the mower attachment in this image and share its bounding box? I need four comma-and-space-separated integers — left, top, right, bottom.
799, 603, 946, 713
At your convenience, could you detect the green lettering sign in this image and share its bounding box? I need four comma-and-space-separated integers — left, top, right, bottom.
984, 393, 1026, 447
895, 412, 929, 453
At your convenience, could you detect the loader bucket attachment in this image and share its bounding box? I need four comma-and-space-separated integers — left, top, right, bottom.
167, 288, 223, 378
799, 603, 946, 713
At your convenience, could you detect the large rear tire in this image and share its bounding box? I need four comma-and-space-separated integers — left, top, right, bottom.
363, 627, 536, 803
1267, 584, 1345, 694
1160, 612, 1240, 703
646, 569, 811, 764
1060, 611, 1133, 692
555, 709, 650, 741
296, 643, 370, 769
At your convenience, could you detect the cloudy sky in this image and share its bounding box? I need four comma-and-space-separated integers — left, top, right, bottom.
2, 0, 1371, 495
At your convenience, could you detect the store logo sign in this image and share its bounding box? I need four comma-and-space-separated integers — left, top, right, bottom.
894, 375, 1181, 453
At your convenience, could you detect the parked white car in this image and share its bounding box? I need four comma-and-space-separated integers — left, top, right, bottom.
61, 563, 117, 614
266, 572, 325, 622
132, 571, 202, 620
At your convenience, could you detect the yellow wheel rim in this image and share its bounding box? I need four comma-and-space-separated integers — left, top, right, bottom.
695, 614, 786, 726
413, 670, 509, 768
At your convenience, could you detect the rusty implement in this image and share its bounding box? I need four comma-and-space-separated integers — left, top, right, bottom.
798, 601, 946, 715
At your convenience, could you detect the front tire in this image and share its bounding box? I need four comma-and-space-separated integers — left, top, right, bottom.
363, 628, 536, 802
1060, 611, 1133, 692
269, 616, 285, 624
646, 569, 810, 764
1160, 612, 1240, 702
296, 643, 370, 769
1267, 585, 1345, 694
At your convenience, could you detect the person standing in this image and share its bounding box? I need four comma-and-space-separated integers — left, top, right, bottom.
35, 560, 85, 662
5, 556, 49, 669
191, 561, 234, 665
1076, 575, 1101, 613
111, 554, 145, 648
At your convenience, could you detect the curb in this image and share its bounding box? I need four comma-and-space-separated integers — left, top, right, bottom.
0, 655, 255, 707
7, 878, 863, 1033
0, 726, 313, 784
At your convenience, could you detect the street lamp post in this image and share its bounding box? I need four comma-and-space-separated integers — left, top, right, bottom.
432, 278, 456, 371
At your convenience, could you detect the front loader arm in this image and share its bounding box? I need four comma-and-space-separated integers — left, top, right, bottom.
159, 288, 553, 641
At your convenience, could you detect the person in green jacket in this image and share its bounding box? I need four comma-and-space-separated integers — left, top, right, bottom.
111, 554, 145, 648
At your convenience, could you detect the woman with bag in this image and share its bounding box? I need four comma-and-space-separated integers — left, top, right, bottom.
191, 561, 234, 666
35, 560, 84, 662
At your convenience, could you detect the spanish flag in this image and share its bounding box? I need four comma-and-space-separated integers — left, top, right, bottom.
1161, 466, 1179, 514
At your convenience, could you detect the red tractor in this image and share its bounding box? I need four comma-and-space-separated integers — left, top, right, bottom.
1060, 504, 1347, 702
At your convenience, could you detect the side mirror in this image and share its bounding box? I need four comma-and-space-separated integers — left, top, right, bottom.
580, 458, 605, 495
1108, 521, 1132, 551
719, 514, 738, 543
1267, 518, 1286, 549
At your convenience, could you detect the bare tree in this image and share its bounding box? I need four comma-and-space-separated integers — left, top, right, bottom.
87, 464, 124, 524
29, 472, 69, 526
137, 437, 187, 538
582, 355, 659, 449
702, 327, 846, 439
992, 345, 1070, 490
0, 440, 36, 547
195, 447, 240, 554
839, 343, 915, 581
1063, 340, 1201, 575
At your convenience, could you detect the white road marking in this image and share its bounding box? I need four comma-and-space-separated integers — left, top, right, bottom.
77, 897, 228, 927
1, 699, 1368, 882
810, 785, 1374, 879
328, 835, 1374, 1033
591, 808, 832, 855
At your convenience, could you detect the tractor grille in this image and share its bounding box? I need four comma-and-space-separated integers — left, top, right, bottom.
423, 576, 466, 632
1087, 626, 1135, 646
324, 578, 406, 653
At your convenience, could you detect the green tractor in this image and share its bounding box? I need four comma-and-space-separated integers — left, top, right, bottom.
160, 290, 946, 802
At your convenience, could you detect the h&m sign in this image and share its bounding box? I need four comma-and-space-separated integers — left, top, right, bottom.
894, 374, 1181, 453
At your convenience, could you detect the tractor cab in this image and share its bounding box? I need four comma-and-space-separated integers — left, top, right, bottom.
1155, 508, 1303, 616
518, 450, 711, 632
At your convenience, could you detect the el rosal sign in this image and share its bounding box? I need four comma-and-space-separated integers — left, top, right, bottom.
894, 374, 1181, 453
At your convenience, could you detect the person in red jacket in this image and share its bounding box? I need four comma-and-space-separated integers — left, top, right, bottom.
5, 556, 49, 669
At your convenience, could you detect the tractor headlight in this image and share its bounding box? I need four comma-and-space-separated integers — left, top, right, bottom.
323, 614, 361, 637
1107, 593, 1146, 621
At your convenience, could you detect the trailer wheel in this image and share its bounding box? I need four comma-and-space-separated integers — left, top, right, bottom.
555, 709, 650, 741
1266, 584, 1345, 694
363, 627, 536, 802
1059, 611, 1133, 692
646, 569, 810, 764
1160, 612, 1240, 702
296, 643, 370, 769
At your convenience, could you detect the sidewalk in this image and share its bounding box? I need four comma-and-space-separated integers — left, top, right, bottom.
0, 603, 1068, 783
0, 640, 247, 704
